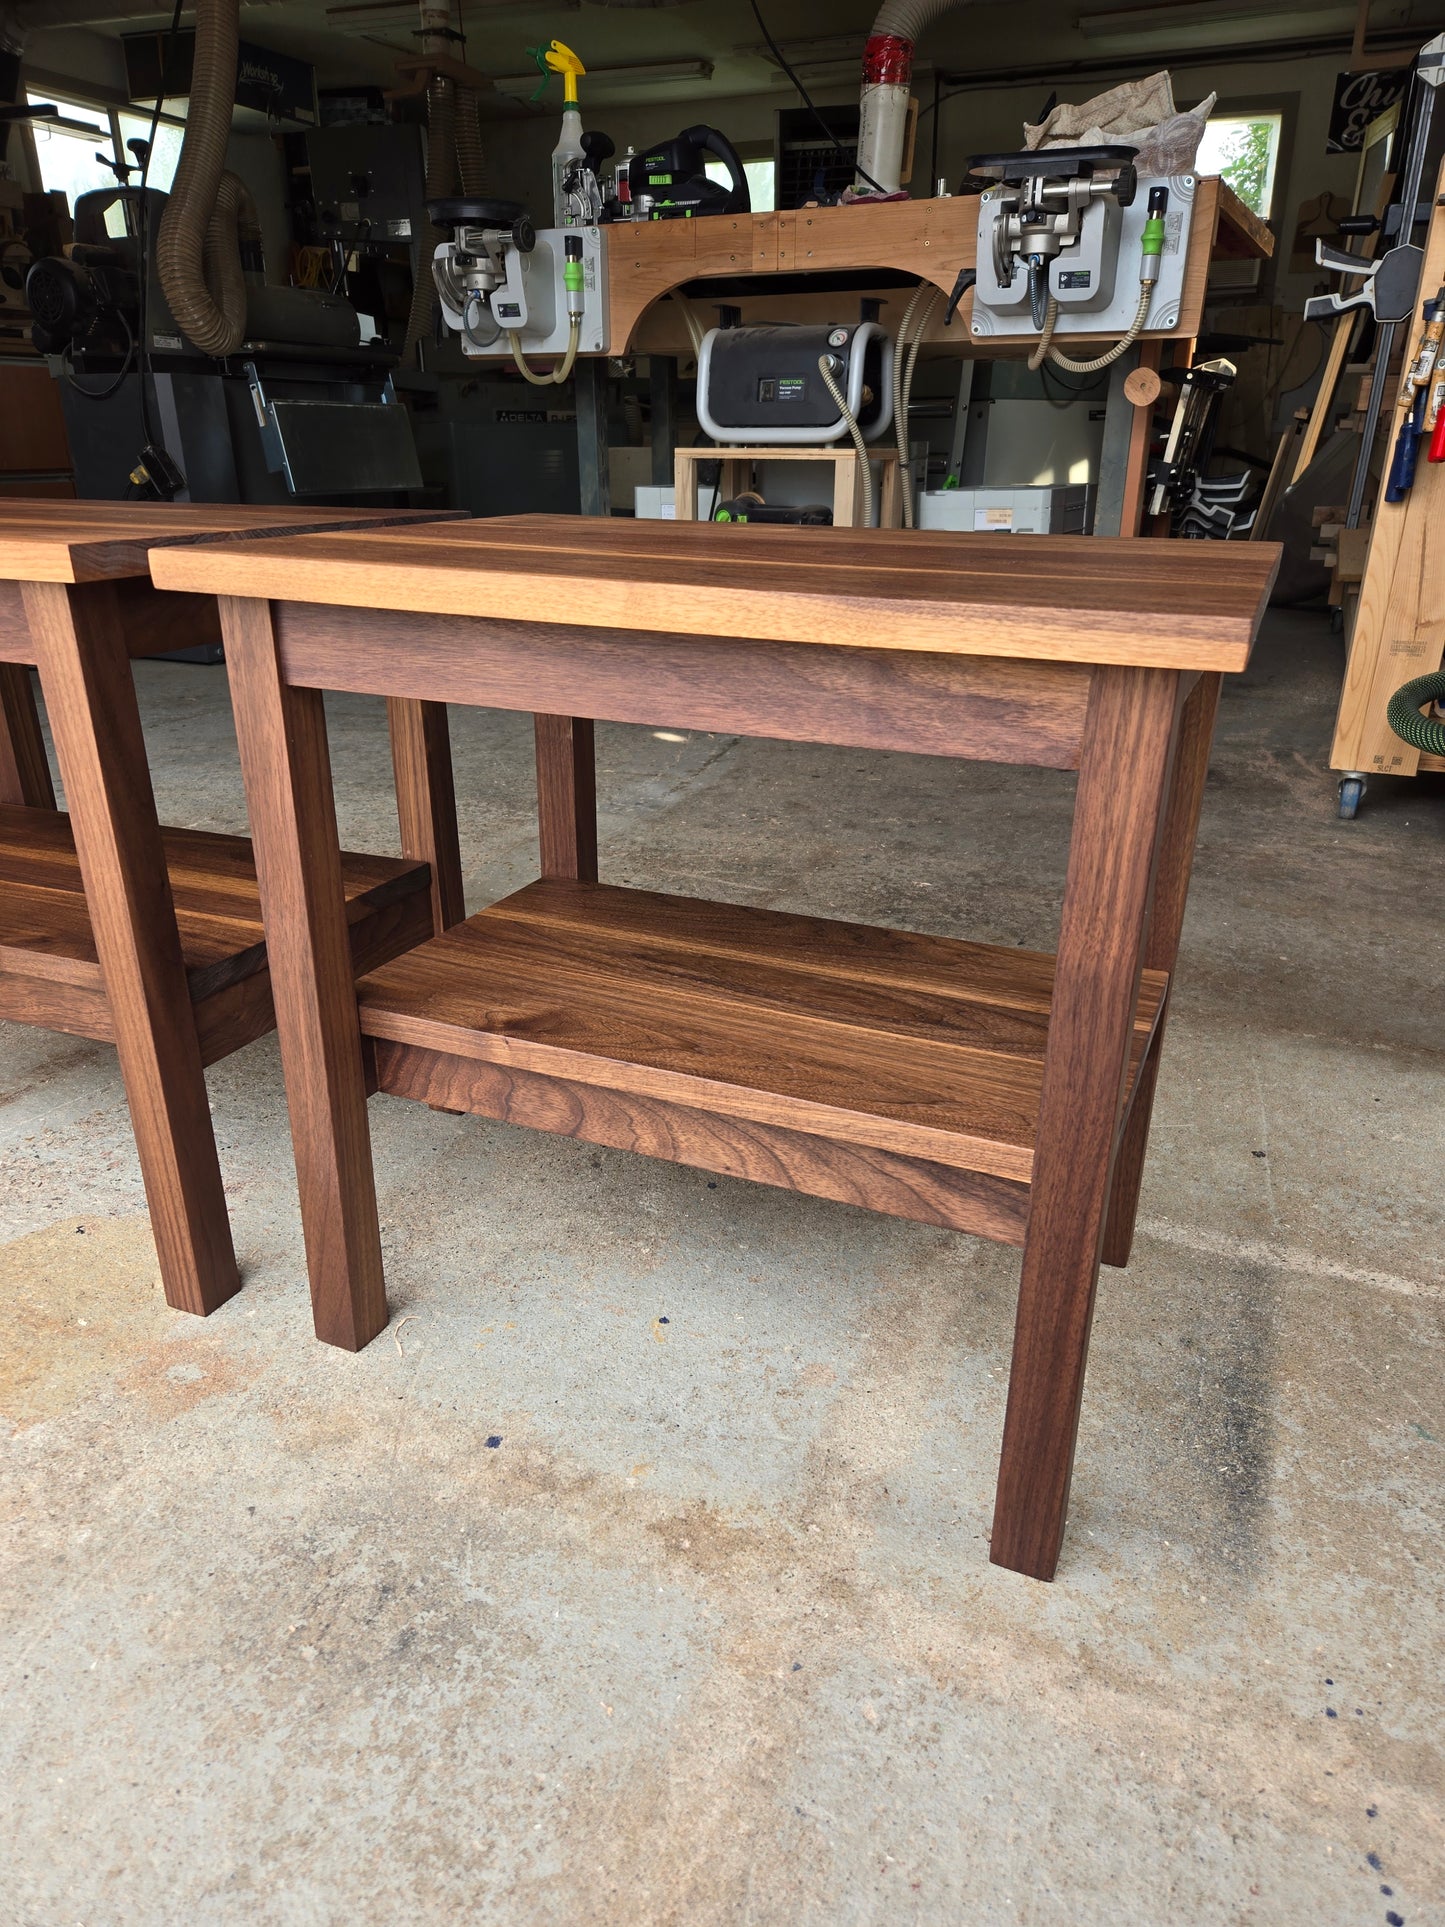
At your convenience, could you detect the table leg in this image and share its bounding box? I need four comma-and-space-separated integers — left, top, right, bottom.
0, 662, 56, 808
535, 714, 598, 882
219, 593, 387, 1351
387, 696, 465, 931
990, 664, 1182, 1580
22, 579, 240, 1316
1103, 672, 1222, 1267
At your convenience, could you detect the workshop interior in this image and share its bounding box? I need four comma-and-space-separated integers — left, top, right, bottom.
3, 0, 1445, 1914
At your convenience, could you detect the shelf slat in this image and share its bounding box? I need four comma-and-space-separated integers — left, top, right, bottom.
357, 880, 1167, 1188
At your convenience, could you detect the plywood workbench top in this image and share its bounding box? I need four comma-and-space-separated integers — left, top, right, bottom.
148, 514, 1282, 673
0, 501, 461, 584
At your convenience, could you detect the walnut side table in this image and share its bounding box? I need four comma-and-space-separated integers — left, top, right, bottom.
0, 501, 466, 1319
150, 515, 1278, 1580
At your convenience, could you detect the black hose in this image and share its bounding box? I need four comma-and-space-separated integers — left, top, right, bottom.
1386, 670, 1445, 757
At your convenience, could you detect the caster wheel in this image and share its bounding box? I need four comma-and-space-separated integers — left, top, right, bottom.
1337, 775, 1365, 820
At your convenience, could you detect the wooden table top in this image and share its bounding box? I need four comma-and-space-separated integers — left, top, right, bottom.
148, 514, 1281, 671
0, 501, 462, 586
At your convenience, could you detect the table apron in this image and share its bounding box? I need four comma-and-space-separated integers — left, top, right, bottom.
270, 602, 1092, 769
1, 579, 222, 663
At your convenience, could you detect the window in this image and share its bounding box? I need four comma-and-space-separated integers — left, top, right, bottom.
25, 92, 113, 211
117, 111, 184, 193
1196, 112, 1283, 220
25, 90, 184, 216
705, 157, 777, 214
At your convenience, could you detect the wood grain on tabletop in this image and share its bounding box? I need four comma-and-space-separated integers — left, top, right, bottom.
0, 804, 429, 1001
0, 501, 461, 585
354, 880, 1168, 1186
147, 517, 1281, 670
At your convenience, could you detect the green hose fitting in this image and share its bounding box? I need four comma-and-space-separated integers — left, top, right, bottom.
1386, 669, 1445, 757
1140, 185, 1168, 286
563, 257, 585, 294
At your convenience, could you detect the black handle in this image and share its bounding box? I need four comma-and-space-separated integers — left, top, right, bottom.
683, 124, 751, 212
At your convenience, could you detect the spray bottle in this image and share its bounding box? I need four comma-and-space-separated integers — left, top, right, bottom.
542, 41, 587, 227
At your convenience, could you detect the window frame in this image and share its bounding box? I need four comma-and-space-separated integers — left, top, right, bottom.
18, 72, 187, 207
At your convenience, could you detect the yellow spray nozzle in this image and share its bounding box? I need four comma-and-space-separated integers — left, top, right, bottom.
544, 38, 585, 103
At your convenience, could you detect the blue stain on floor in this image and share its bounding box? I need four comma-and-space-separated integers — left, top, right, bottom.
1367, 1852, 1383, 1871
485, 1435, 503, 1448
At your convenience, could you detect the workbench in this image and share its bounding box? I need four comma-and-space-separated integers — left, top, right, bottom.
0, 501, 465, 1317
150, 513, 1279, 1580
547, 180, 1272, 539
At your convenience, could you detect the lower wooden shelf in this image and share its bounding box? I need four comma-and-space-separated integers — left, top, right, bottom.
0, 804, 432, 1065
356, 880, 1168, 1244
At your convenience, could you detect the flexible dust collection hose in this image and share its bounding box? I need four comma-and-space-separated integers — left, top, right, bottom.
1029, 281, 1151, 375
1028, 184, 1168, 376
156, 0, 246, 355
1386, 670, 1445, 757
402, 71, 457, 362
508, 315, 581, 386
892, 281, 941, 526
817, 352, 873, 526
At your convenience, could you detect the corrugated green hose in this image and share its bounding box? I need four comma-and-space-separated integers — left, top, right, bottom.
1386, 669, 1445, 756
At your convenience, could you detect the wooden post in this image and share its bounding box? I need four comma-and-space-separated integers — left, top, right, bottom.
219, 593, 387, 1352
387, 696, 465, 931
23, 578, 240, 1316
0, 661, 56, 808
650, 355, 678, 489
534, 713, 598, 881
990, 663, 1181, 1580
574, 357, 612, 518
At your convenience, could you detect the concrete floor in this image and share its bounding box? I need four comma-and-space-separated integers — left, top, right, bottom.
1, 608, 1442, 1926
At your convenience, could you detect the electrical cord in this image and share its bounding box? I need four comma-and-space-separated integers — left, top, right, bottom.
746, 0, 889, 198
462, 290, 502, 350
65, 307, 136, 400
817, 352, 873, 527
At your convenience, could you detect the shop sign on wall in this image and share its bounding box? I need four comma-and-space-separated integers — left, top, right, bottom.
1327, 70, 1409, 153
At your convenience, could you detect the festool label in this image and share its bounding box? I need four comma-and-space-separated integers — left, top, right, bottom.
1057, 269, 1091, 288
758, 375, 807, 402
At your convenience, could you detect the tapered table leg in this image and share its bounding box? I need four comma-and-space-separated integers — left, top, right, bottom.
387, 696, 465, 931
990, 664, 1182, 1581
220, 593, 387, 1351
534, 714, 598, 882
0, 661, 55, 808
23, 579, 239, 1316
1103, 672, 1222, 1267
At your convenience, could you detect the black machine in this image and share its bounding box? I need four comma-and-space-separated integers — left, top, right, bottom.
25, 184, 166, 357
626, 125, 750, 219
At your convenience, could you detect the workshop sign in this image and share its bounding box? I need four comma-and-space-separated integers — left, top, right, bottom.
1327, 70, 1409, 153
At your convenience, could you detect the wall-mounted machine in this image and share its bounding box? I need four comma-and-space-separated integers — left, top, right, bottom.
968, 148, 1190, 365
429, 197, 608, 379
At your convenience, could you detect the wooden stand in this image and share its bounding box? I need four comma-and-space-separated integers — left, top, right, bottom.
0, 501, 464, 1318
153, 513, 1278, 1581
1328, 162, 1445, 804
673, 445, 902, 527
